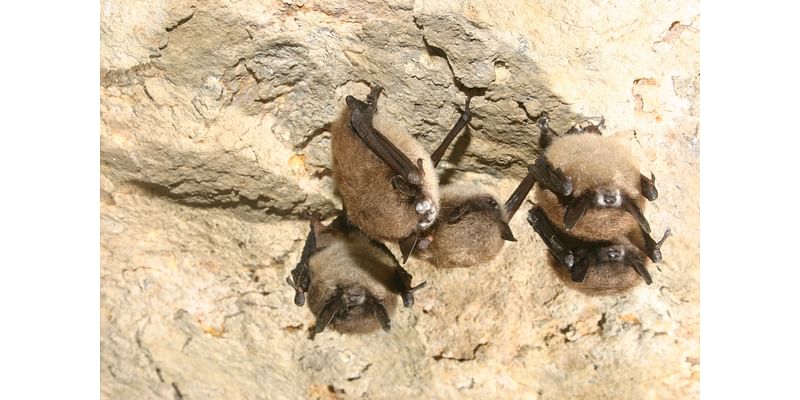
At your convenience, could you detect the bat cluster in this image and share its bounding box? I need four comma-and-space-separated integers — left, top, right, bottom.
286, 83, 670, 335
527, 115, 671, 295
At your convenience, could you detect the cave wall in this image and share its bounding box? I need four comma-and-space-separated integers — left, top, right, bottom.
100, 0, 700, 398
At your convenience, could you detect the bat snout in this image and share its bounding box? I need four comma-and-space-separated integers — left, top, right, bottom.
416, 199, 432, 214
415, 199, 437, 230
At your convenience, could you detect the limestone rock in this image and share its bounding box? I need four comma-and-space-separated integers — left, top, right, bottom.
101, 0, 699, 398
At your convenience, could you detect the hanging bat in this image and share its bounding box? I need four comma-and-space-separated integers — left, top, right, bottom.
331, 83, 472, 261
285, 214, 426, 335
533, 114, 659, 242
528, 206, 670, 295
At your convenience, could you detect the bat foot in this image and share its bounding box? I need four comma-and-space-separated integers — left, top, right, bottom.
537, 113, 551, 130
401, 280, 428, 308
641, 172, 659, 201
567, 117, 605, 135
286, 276, 307, 306
647, 227, 672, 263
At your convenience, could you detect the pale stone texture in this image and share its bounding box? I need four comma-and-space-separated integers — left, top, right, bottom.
101, 0, 699, 398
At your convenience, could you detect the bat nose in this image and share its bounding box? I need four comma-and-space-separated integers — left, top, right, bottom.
603, 194, 618, 205
345, 288, 366, 305
607, 247, 621, 259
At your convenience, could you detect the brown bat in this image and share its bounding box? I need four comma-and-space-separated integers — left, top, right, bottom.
527, 206, 670, 295
331, 83, 472, 262
285, 214, 426, 335
410, 170, 535, 268
533, 114, 660, 242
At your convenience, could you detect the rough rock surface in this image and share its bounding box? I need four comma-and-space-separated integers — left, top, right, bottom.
100, 0, 700, 398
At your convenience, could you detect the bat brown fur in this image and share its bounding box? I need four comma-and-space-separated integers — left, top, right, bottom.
306, 228, 401, 334
331, 99, 439, 241
535, 134, 647, 241
417, 183, 509, 268
548, 229, 650, 296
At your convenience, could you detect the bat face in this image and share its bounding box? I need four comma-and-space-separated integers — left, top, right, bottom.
286, 214, 427, 336
305, 226, 401, 334
307, 283, 397, 334
527, 206, 665, 296
415, 184, 514, 268
331, 87, 439, 242
549, 232, 653, 296
558, 235, 653, 296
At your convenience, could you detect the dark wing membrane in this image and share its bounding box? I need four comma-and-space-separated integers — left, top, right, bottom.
314, 290, 345, 333
398, 233, 419, 264
570, 253, 594, 283
430, 96, 472, 167
504, 171, 537, 219
499, 221, 517, 242
621, 196, 651, 233
527, 207, 574, 268
347, 95, 422, 184
286, 221, 318, 306
530, 157, 573, 197
644, 227, 672, 263
563, 194, 593, 231
629, 255, 653, 285
367, 297, 392, 332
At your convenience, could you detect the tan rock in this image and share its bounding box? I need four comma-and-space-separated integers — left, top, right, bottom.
101, 0, 699, 398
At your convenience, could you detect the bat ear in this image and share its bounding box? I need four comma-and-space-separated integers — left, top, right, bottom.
563, 195, 592, 231
398, 233, 418, 263
641, 172, 659, 201
570, 254, 592, 283
621, 197, 651, 233
315, 292, 345, 334
370, 300, 392, 332
286, 276, 306, 306
629, 255, 653, 285
499, 221, 517, 242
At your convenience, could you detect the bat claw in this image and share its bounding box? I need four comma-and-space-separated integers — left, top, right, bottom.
657, 227, 672, 247
461, 97, 473, 121
537, 113, 550, 130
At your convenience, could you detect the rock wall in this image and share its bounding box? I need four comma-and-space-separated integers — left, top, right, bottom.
100, 0, 700, 398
